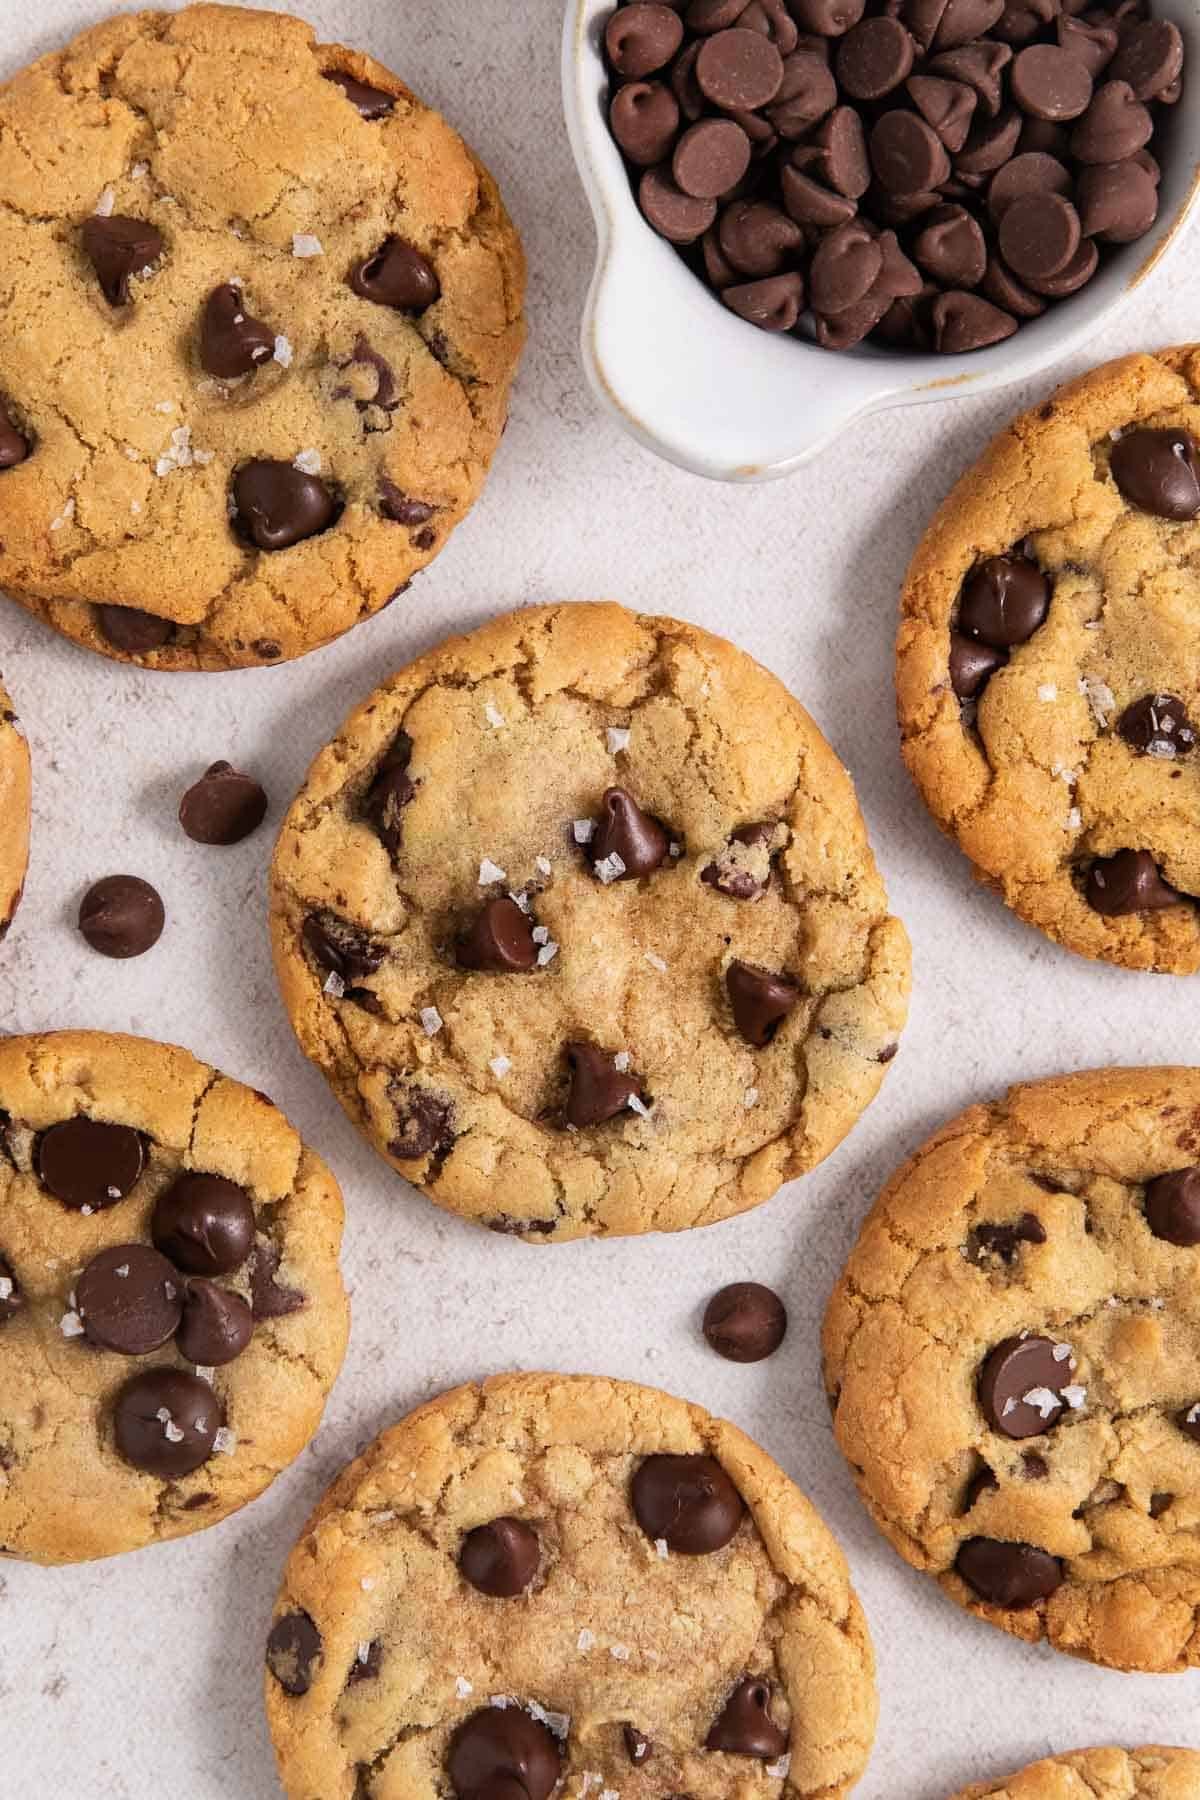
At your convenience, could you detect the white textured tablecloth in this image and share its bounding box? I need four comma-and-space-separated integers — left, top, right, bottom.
2, 1, 1198, 1794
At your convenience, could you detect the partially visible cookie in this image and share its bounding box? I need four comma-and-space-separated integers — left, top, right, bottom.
265, 1372, 877, 1800
269, 602, 910, 1242
951, 1749, 1200, 1800
0, 6, 525, 669
823, 1067, 1200, 1674
0, 1030, 348, 1563
0, 675, 30, 939
898, 346, 1200, 972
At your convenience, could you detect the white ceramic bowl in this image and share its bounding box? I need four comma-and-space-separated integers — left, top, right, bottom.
564, 0, 1200, 481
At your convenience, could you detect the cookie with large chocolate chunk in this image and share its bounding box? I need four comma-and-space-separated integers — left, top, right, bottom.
0, 1030, 347, 1563
270, 602, 910, 1241
265, 1373, 877, 1799
0, 676, 30, 942
898, 346, 1200, 972
0, 5, 524, 669
824, 1066, 1200, 1673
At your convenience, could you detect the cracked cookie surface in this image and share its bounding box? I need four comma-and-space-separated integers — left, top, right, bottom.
264, 1372, 877, 1800
269, 602, 910, 1243
0, 1030, 348, 1563
0, 675, 30, 939
952, 1749, 1200, 1800
898, 346, 1200, 972
0, 4, 525, 670
823, 1066, 1200, 1674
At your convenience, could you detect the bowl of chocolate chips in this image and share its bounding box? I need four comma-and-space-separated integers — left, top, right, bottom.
564, 0, 1200, 477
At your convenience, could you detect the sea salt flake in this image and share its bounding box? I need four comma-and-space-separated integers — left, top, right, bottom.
130, 500, 142, 515
1188, 1404, 1200, 1425
1066, 808, 1082, 831
535, 856, 552, 876
485, 702, 506, 729
606, 726, 631, 753
106, 1186, 121, 1200
1037, 683, 1057, 702
644, 951, 667, 972
600, 1790, 620, 1800
80, 1205, 94, 1216
479, 858, 507, 885
766, 1756, 792, 1781
130, 161, 149, 179
156, 1410, 185, 1444
529, 1704, 570, 1741
609, 1644, 631, 1662
572, 819, 595, 845
1052, 1342, 1073, 1362
532, 926, 550, 945
744, 1087, 759, 1108
293, 449, 321, 474
509, 890, 531, 913
1002, 1397, 1017, 1416
1062, 1384, 1087, 1410
95, 186, 115, 217
536, 942, 558, 967
0, 1277, 11, 1300
668, 842, 682, 858
1023, 1386, 1061, 1419
594, 852, 626, 885
213, 1426, 237, 1455
577, 1628, 596, 1652
154, 400, 175, 414
489, 1055, 512, 1079
627, 1096, 651, 1118
195, 1367, 215, 1385
490, 1695, 514, 1711
361, 1577, 376, 1592
272, 334, 294, 370
654, 1538, 669, 1559
50, 498, 76, 531
323, 970, 346, 999
420, 1006, 443, 1037
292, 232, 324, 258
60, 1311, 85, 1338
455, 1676, 473, 1698
115, 1264, 130, 1279
192, 449, 214, 466
357, 1642, 373, 1666
614, 1051, 631, 1073
1079, 675, 1115, 726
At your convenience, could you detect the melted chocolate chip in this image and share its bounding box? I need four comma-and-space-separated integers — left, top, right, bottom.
82, 214, 163, 305
591, 788, 671, 879
703, 1282, 788, 1361
979, 1333, 1074, 1437
303, 912, 385, 984
200, 284, 276, 378
1110, 427, 1200, 521
96, 606, 173, 655
112, 1368, 219, 1478
249, 1241, 305, 1320
706, 1677, 789, 1759
349, 239, 441, 311
700, 822, 778, 898
564, 1043, 644, 1128
1085, 848, 1181, 917
177, 1278, 254, 1366
266, 1611, 323, 1696
153, 1173, 255, 1275
448, 1707, 562, 1800
624, 1726, 653, 1766
958, 552, 1050, 647
459, 1518, 541, 1597
1144, 1167, 1200, 1246
326, 71, 395, 118
76, 1245, 182, 1355
955, 1535, 1063, 1606
631, 1452, 745, 1553
0, 399, 30, 470
726, 960, 800, 1046
1117, 694, 1197, 758
456, 898, 538, 973
78, 874, 165, 959
179, 762, 268, 845
949, 631, 1007, 699
36, 1119, 145, 1211
379, 481, 436, 525
389, 1084, 455, 1162
232, 460, 338, 552
966, 1212, 1046, 1264
335, 336, 399, 417
364, 732, 416, 855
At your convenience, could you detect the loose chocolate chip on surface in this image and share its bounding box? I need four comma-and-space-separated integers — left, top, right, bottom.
448, 1707, 562, 1800
460, 1517, 541, 1597
200, 284, 276, 378
966, 1212, 1047, 1263
1118, 694, 1196, 758
1144, 1168, 1200, 1245
364, 733, 416, 853
177, 1278, 254, 1366
113, 1368, 219, 1478
37, 1118, 145, 1211
950, 631, 1007, 698
153, 1173, 255, 1275
233, 461, 337, 551
97, 605, 172, 655
979, 1333, 1075, 1436
706, 1677, 789, 1758
1085, 848, 1181, 916
388, 1085, 455, 1161
624, 1727, 653, 1765
0, 400, 30, 469
325, 71, 395, 117
592, 787, 671, 878
249, 1241, 306, 1319
0, 1253, 19, 1324
457, 896, 538, 972
266, 1611, 323, 1696
179, 761, 268, 845
304, 912, 385, 984
78, 874, 165, 959
703, 1282, 788, 1361
631, 1452, 745, 1552
565, 1042, 644, 1128
726, 960, 800, 1046
82, 215, 163, 305
611, 81, 682, 164
76, 1245, 182, 1355
1110, 428, 1200, 520
956, 1535, 1064, 1605
349, 238, 441, 311
959, 553, 1050, 646
607, 4, 686, 77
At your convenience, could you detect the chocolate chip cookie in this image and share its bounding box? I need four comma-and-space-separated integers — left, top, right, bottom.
951, 1749, 1200, 1800
269, 602, 910, 1242
0, 676, 30, 941
0, 1030, 348, 1563
898, 345, 1200, 972
0, 5, 525, 669
264, 1372, 877, 1800
823, 1066, 1200, 1673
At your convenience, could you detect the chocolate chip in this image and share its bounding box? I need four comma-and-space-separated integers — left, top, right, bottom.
1011, 42, 1093, 116
956, 104, 1024, 174
591, 787, 671, 878
837, 17, 915, 96
266, 1611, 323, 1696
810, 218, 883, 311
303, 911, 385, 984
457, 897, 538, 973
791, 0, 866, 31
700, 822, 778, 898
78, 874, 165, 959
177, 1278, 254, 1366
956, 1535, 1063, 1605
719, 198, 805, 271
812, 105, 872, 194
1022, 235, 1099, 295
460, 1518, 540, 1597
82, 215, 163, 306
640, 165, 718, 243
624, 1727, 653, 1765
913, 204, 987, 285
112, 1368, 219, 1478
0, 399, 30, 470
988, 151, 1071, 219
232, 460, 338, 552
1076, 157, 1158, 241
379, 483, 434, 525
1070, 79, 1152, 161
703, 1282, 788, 1361
1058, 14, 1119, 76
1110, 428, 1200, 520
611, 81, 682, 164
870, 108, 951, 190
966, 1211, 1047, 1263
350, 238, 441, 312
253, 639, 283, 662
200, 284, 276, 379
76, 1245, 182, 1355
673, 118, 753, 196
722, 272, 807, 328
388, 1084, 455, 1161
980, 253, 1047, 316
347, 1639, 383, 1683
448, 1708, 562, 1800
249, 1241, 306, 1319
930, 40, 1013, 113
907, 73, 978, 148
765, 51, 838, 135
962, 1464, 1000, 1510
632, 1453, 745, 1552
690, 0, 754, 26
608, 4, 687, 76
998, 191, 1082, 281
179, 761, 268, 845
950, 631, 1007, 698
936, 0, 1006, 47
364, 733, 416, 854
0, 1254, 19, 1324
1109, 17, 1183, 97
325, 71, 395, 117
1150, 1491, 1173, 1518
1085, 848, 1181, 916
706, 1677, 789, 1758
1178, 1403, 1200, 1445
726, 960, 800, 1046
153, 1173, 255, 1275
36, 1119, 145, 1211
696, 27, 785, 107
959, 553, 1050, 646
564, 1042, 645, 1128
979, 1333, 1074, 1436
1117, 694, 1196, 757
1144, 1167, 1200, 1245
